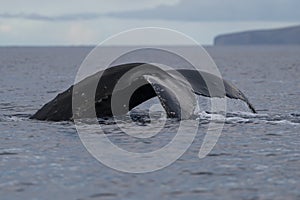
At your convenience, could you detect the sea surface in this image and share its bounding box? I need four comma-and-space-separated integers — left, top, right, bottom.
0, 46, 299, 200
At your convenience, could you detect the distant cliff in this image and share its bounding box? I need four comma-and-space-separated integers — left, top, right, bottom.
214, 25, 300, 45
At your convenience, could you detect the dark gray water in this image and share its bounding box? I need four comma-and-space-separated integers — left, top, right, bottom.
0, 46, 299, 200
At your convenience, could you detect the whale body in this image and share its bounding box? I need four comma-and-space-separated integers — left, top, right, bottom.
30, 63, 256, 121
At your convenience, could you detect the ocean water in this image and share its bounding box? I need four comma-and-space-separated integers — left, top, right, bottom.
0, 46, 299, 200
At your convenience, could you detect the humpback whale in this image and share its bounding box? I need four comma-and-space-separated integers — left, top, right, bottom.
30, 63, 256, 121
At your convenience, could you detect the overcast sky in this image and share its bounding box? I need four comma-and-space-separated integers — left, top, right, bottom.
0, 0, 299, 45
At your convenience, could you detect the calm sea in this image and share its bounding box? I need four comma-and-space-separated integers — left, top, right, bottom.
0, 46, 299, 200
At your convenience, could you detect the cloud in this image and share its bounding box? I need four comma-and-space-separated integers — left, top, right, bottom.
107, 0, 300, 21
1, 0, 300, 22
0, 17, 297, 45
0, 0, 299, 45
0, 12, 102, 21
0, 0, 179, 21
66, 23, 96, 44
0, 24, 12, 32
1, 0, 299, 22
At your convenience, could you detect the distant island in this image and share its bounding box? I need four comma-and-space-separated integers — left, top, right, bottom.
214, 25, 300, 45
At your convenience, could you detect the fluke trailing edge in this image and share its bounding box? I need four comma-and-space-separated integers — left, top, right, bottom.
30, 63, 256, 121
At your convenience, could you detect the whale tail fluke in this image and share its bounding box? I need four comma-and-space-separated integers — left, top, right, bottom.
30, 63, 257, 121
